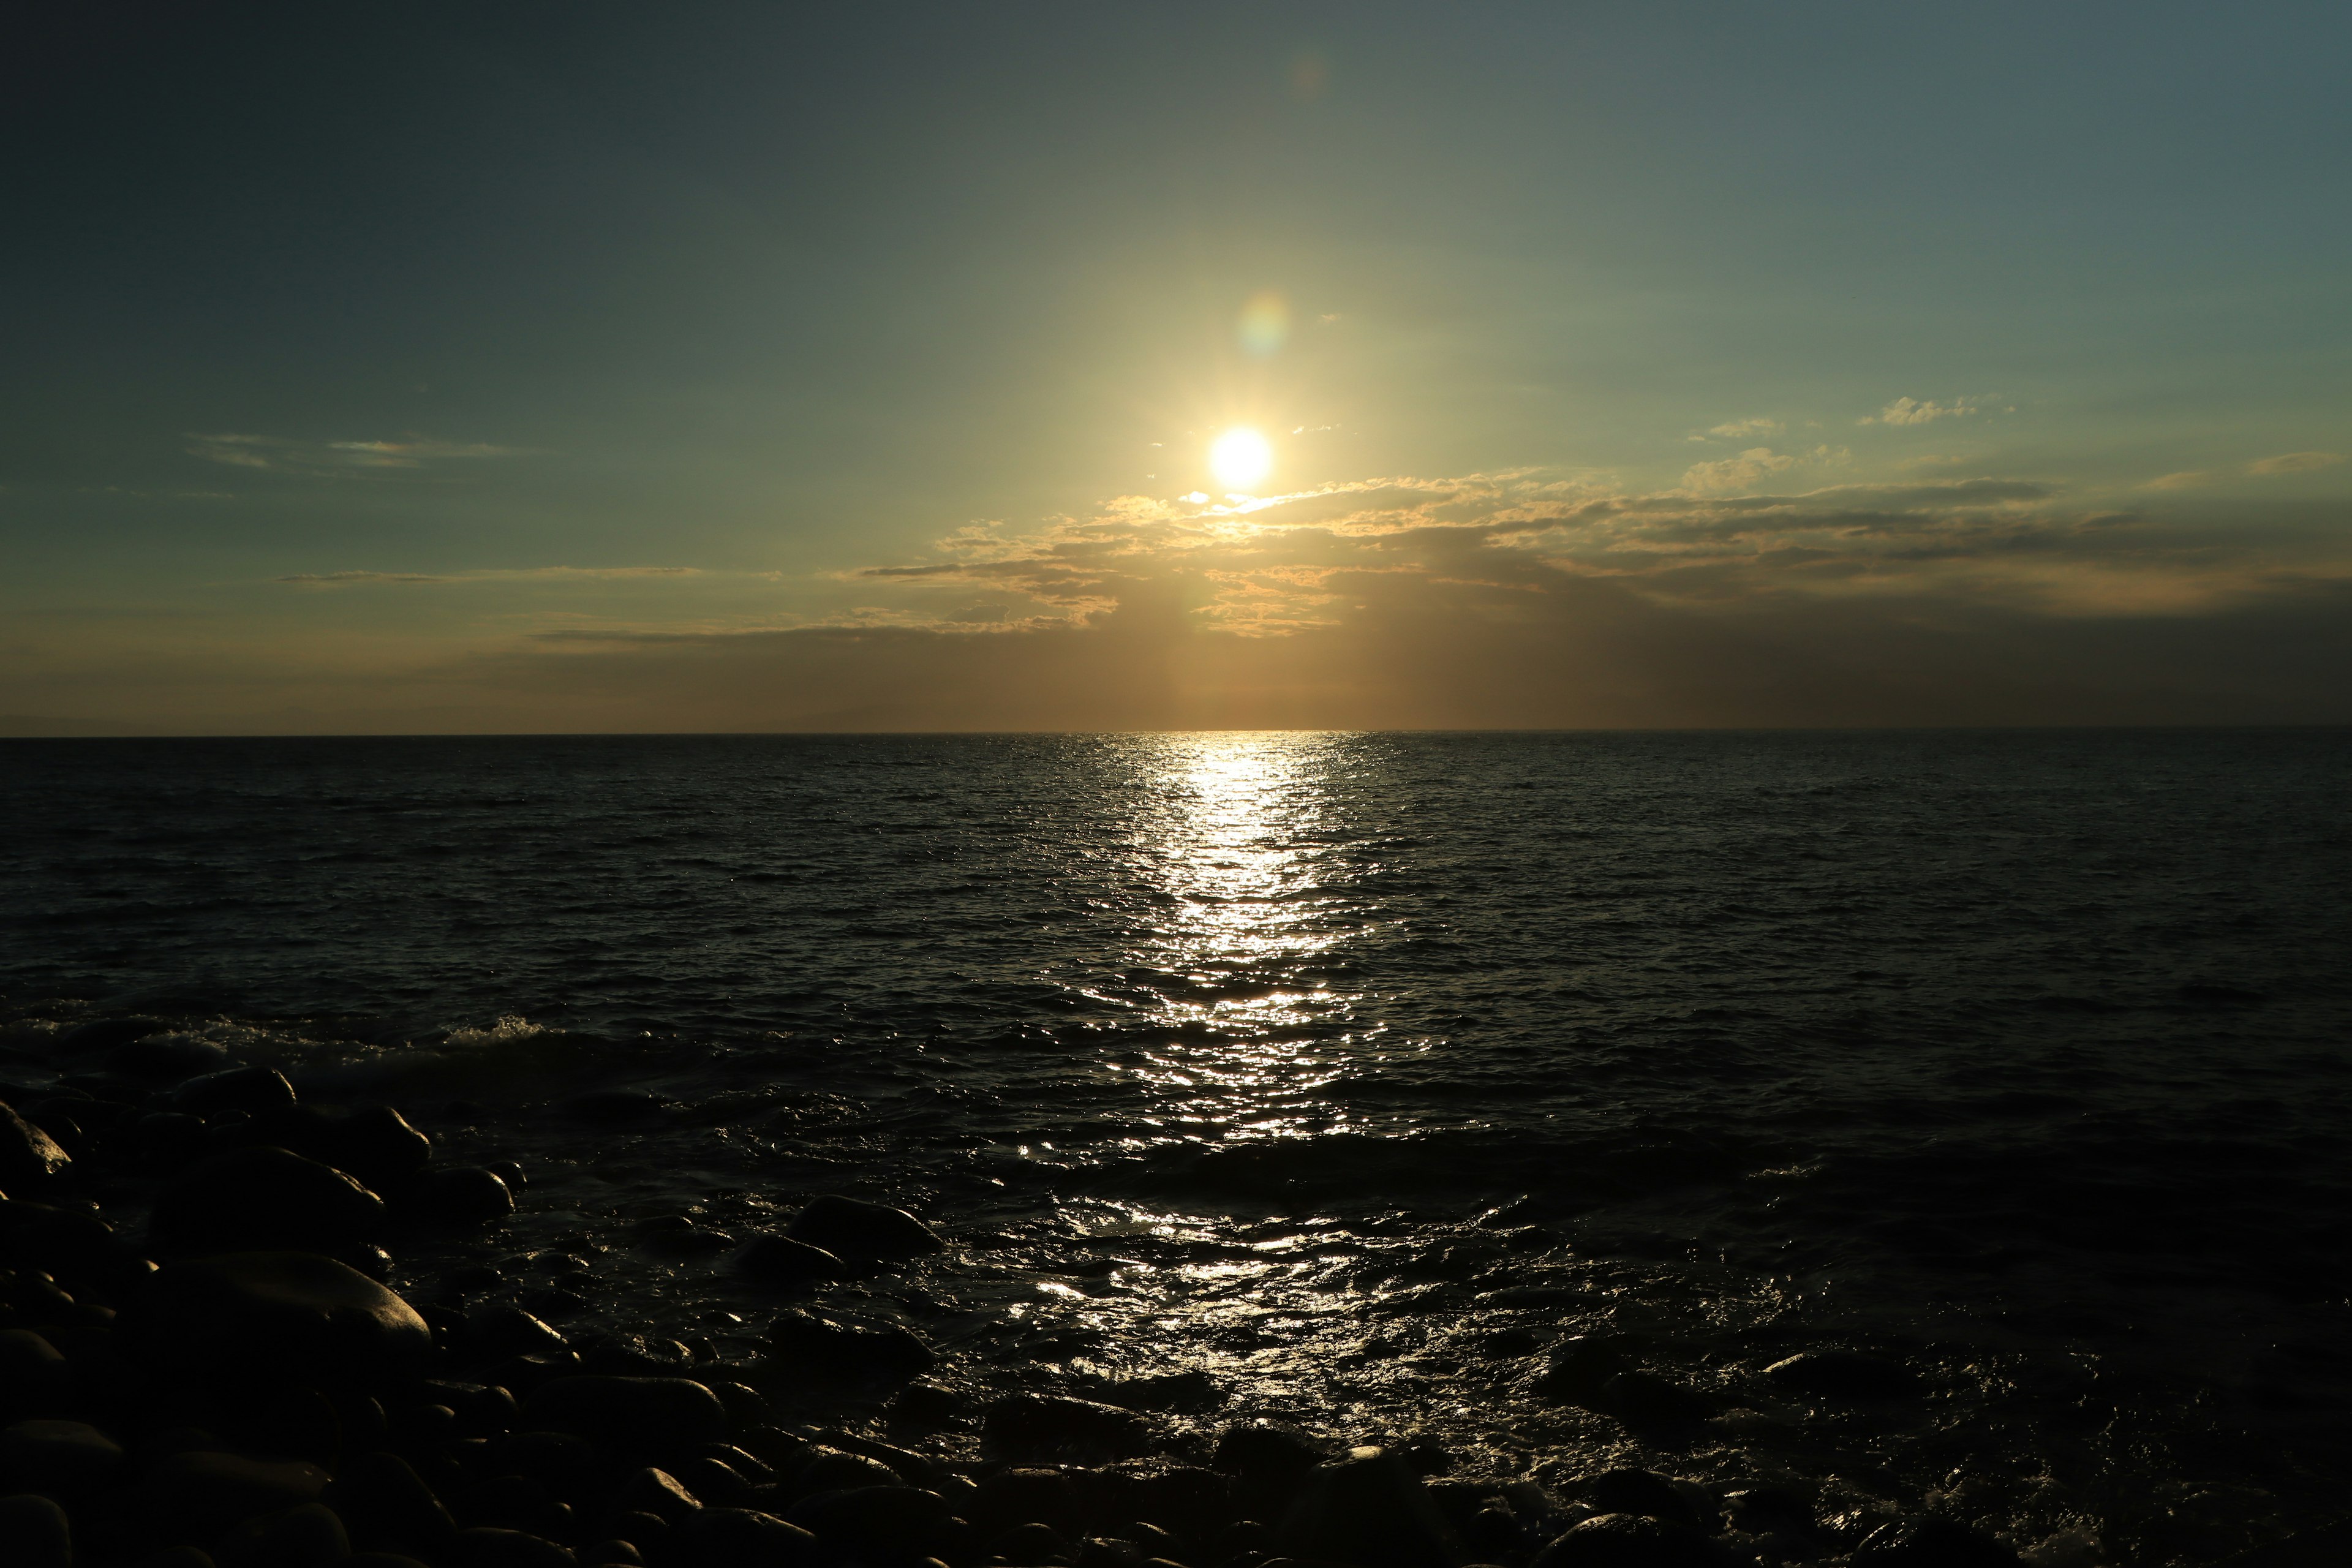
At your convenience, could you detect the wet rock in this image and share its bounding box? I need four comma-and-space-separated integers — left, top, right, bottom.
583, 1544, 642, 1567
766, 1311, 936, 1379
59, 1016, 172, 1055
782, 1195, 943, 1263
0, 1417, 124, 1493
788, 1483, 953, 1559
1763, 1352, 1920, 1401
467, 1308, 570, 1361
990, 1521, 1071, 1564
137, 1547, 221, 1568
144, 1451, 333, 1537
119, 1252, 433, 1390
0, 1198, 153, 1295
0, 1106, 70, 1190
522, 1376, 729, 1462
796, 1446, 901, 1494
676, 1456, 754, 1507
1723, 1488, 1815, 1537
215, 1501, 350, 1568
330, 1451, 459, 1558
1277, 1447, 1461, 1568
1101, 1369, 1224, 1414
232, 1106, 433, 1191
676, 1507, 821, 1568
461, 1476, 572, 1539
450, 1528, 578, 1568
400, 1168, 515, 1229
1850, 1517, 2022, 1566
107, 1034, 232, 1082
985, 1393, 1158, 1459
0, 1332, 71, 1422
1530, 1337, 1629, 1404
151, 1147, 389, 1256
736, 1235, 846, 1286
619, 1467, 703, 1522
1580, 1470, 1708, 1532
121, 1111, 211, 1171
1531, 1512, 1730, 1568
568, 1091, 665, 1125
968, 1467, 1084, 1538
1585, 1371, 1711, 1429
496, 1431, 601, 1508
0, 1492, 72, 1568
888, 1381, 967, 1428
176, 1067, 298, 1117
1213, 1422, 1333, 1498
1114, 1463, 1230, 1544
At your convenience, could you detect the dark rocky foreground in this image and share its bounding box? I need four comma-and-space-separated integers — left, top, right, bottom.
0, 1032, 2323, 1568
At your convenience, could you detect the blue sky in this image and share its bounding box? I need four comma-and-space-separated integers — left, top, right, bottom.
4, 2, 2347, 729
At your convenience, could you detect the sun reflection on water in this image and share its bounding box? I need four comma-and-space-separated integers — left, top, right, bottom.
1102, 731, 1376, 1139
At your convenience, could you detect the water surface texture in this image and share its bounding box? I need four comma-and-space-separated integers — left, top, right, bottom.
5, 731, 2349, 1562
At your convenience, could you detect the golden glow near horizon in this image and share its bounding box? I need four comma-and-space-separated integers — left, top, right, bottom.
1208, 427, 1274, 492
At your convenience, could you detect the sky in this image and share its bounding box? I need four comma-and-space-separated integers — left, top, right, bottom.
4, 2, 2349, 733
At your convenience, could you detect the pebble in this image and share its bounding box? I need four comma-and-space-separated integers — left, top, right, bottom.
119, 1251, 433, 1390
0, 1491, 72, 1568
151, 1146, 390, 1256
780, 1194, 944, 1263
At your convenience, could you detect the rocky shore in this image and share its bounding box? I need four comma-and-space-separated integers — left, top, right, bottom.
0, 1022, 2294, 1568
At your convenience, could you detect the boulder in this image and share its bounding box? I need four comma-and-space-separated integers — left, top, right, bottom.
214, 1501, 350, 1568
328, 1451, 459, 1558
0, 1418, 124, 1493
450, 1528, 577, 1568
735, 1236, 845, 1286
1531, 1512, 1729, 1568
765, 1311, 935, 1378
522, 1376, 729, 1462
0, 1492, 71, 1568
175, 1067, 298, 1117
150, 1147, 388, 1257
143, 1450, 333, 1537
0, 1331, 71, 1422
1762, 1351, 1920, 1401
1276, 1447, 1461, 1568
676, 1508, 821, 1568
229, 1106, 432, 1191
787, 1483, 953, 1559
782, 1196, 943, 1262
399, 1169, 514, 1229
984, 1393, 1158, 1459
0, 1107, 69, 1190
118, 1252, 432, 1390
1850, 1517, 2022, 1566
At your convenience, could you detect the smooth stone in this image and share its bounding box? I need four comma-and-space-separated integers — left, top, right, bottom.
583, 1545, 643, 1567
59, 1017, 172, 1055
1532, 1513, 1730, 1568
984, 1393, 1158, 1459
796, 1447, 900, 1493
888, 1381, 967, 1428
216, 1501, 352, 1568
0, 1106, 70, 1190
765, 1311, 936, 1378
989, 1521, 1069, 1564
349, 1558, 431, 1568
676, 1507, 821, 1568
0, 1418, 125, 1492
787, 1484, 952, 1559
1102, 1369, 1224, 1414
1530, 1336, 1629, 1403
328, 1450, 459, 1558
1276, 1447, 1461, 1568
1850, 1517, 2023, 1566
118, 1252, 432, 1389
107, 1035, 233, 1082
460, 1476, 571, 1539
496, 1431, 600, 1503
229, 1107, 433, 1191
1580, 1469, 1708, 1531
136, 1547, 220, 1568
467, 1308, 570, 1361
143, 1451, 333, 1537
1585, 1371, 1711, 1428
450, 1528, 578, 1568
0, 1491, 72, 1568
0, 1200, 148, 1295
175, 1067, 298, 1117
781, 1195, 943, 1262
153, 1147, 389, 1257
401, 1168, 515, 1229
966, 1468, 1084, 1537
736, 1235, 846, 1286
522, 1376, 728, 1461
0, 1332, 71, 1422
1214, 1422, 1334, 1491
619, 1467, 703, 1522
1763, 1351, 1921, 1401
674, 1457, 753, 1507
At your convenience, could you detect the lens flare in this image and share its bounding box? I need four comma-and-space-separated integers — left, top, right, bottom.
1209, 428, 1273, 491
1237, 292, 1290, 358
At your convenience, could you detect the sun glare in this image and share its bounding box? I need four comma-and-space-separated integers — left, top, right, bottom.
1208, 427, 1273, 492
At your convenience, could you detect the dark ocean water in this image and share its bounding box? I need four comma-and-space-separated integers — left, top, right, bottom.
4, 730, 2350, 1563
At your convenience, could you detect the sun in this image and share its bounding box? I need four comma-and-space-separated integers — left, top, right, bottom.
1208, 427, 1273, 491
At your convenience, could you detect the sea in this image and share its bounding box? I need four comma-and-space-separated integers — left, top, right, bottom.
3, 729, 2348, 1563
